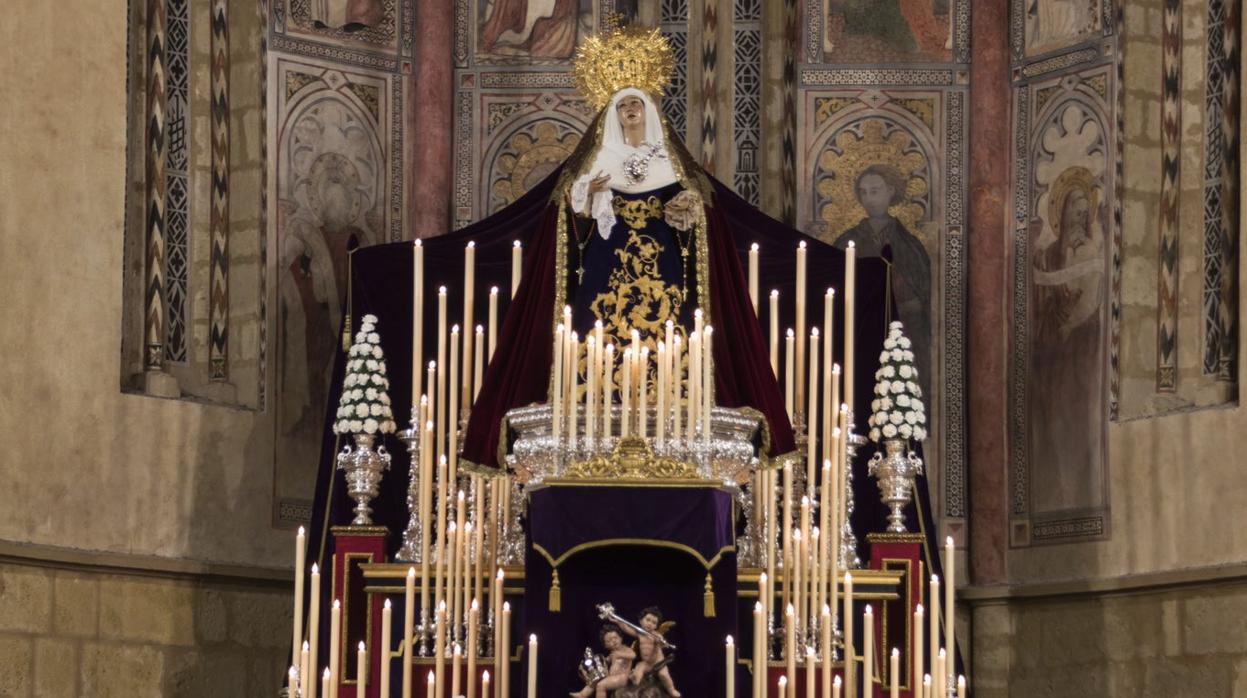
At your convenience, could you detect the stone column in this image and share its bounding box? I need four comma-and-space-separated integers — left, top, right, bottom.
410, 0, 453, 237
966, 0, 1009, 586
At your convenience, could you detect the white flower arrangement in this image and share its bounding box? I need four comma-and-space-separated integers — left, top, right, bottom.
867, 321, 927, 443
333, 314, 397, 436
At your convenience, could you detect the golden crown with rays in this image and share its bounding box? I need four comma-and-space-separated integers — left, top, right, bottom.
573, 22, 675, 111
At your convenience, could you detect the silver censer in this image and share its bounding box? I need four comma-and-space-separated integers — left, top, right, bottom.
867, 437, 923, 533
337, 433, 392, 525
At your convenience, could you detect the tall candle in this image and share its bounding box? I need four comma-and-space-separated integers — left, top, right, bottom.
421, 420, 434, 620
844, 242, 856, 414
568, 333, 579, 448
427, 671, 436, 698
671, 337, 681, 442
639, 347, 650, 438
753, 602, 765, 698
586, 336, 597, 444
822, 289, 835, 465
309, 565, 320, 698
807, 328, 820, 488
770, 290, 780, 378
819, 461, 831, 608
322, 668, 331, 698
463, 242, 476, 410
725, 635, 736, 698
474, 325, 485, 402
621, 348, 632, 437
604, 344, 615, 441
913, 604, 923, 693
553, 324, 564, 440
461, 521, 474, 645
780, 675, 789, 698
402, 567, 414, 697
434, 603, 446, 698
765, 469, 776, 626
843, 572, 853, 698
288, 666, 298, 698
358, 642, 368, 698
929, 575, 939, 690
381, 600, 392, 698
781, 463, 793, 610
472, 487, 485, 630
512, 241, 522, 297
331, 598, 341, 693
414, 239, 425, 399
863, 605, 874, 698
501, 602, 512, 698
293, 527, 306, 671
811, 527, 822, 635
923, 675, 931, 698
890, 648, 899, 698
434, 456, 449, 624
656, 341, 667, 447
527, 634, 538, 698
821, 605, 832, 698
749, 243, 760, 314
785, 604, 796, 698
935, 650, 946, 698
489, 288, 499, 362
437, 287, 447, 467
453, 491, 467, 643
467, 600, 480, 698
945, 537, 955, 683
805, 645, 816, 698
785, 329, 795, 419
493, 570, 504, 693
792, 529, 803, 640
703, 326, 713, 444
795, 241, 807, 410
688, 331, 699, 442
301, 642, 310, 695
483, 670, 491, 698
958, 675, 966, 698
452, 643, 463, 698
834, 676, 842, 698
449, 326, 462, 484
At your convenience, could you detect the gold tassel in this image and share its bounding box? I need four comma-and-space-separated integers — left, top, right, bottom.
550, 569, 562, 612
341, 314, 352, 352
703, 573, 715, 617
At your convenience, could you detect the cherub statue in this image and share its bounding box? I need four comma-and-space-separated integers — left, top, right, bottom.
571, 625, 636, 698
620, 607, 680, 698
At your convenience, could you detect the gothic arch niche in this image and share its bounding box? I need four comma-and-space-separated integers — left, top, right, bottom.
273, 62, 391, 513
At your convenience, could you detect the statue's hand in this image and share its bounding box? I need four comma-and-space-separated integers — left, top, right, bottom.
588, 173, 612, 196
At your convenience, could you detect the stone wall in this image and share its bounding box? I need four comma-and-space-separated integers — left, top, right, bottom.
0, 557, 289, 697
971, 575, 1247, 698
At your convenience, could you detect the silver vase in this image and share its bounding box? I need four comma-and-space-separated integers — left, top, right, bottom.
867, 437, 924, 533
337, 433, 392, 525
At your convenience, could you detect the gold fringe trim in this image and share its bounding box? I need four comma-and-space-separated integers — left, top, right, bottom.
703, 572, 715, 617
550, 569, 562, 612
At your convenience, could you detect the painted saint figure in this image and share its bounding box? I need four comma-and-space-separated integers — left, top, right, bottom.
834, 164, 933, 398
1029, 165, 1106, 513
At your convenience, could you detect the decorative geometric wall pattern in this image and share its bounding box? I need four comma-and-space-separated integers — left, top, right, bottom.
661, 0, 691, 141
733, 0, 762, 205
164, 0, 190, 363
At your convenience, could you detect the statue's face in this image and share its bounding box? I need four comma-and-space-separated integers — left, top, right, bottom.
616, 95, 646, 129
640, 613, 659, 630
603, 631, 622, 650
857, 173, 895, 218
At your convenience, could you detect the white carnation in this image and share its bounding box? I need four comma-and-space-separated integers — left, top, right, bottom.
362, 314, 379, 324
883, 365, 896, 378
371, 374, 384, 385
890, 320, 903, 330
898, 336, 911, 349
879, 351, 891, 363
879, 397, 893, 410
370, 404, 383, 416
367, 332, 380, 344
870, 427, 881, 441
891, 349, 904, 361
907, 381, 919, 394
890, 412, 904, 425
902, 350, 914, 361
366, 359, 379, 371
883, 423, 898, 438
916, 412, 926, 425
381, 394, 391, 405
890, 381, 904, 394
345, 374, 357, 387
363, 418, 379, 433
382, 406, 393, 418
899, 365, 913, 379
900, 424, 913, 438
883, 338, 897, 350
896, 394, 910, 407
350, 419, 363, 432
381, 421, 396, 434
365, 388, 378, 400
379, 363, 388, 375
914, 426, 927, 440
876, 382, 889, 396
905, 411, 917, 424
356, 404, 369, 418
372, 346, 384, 359
871, 399, 881, 412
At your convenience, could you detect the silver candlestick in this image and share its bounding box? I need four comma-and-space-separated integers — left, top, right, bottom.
337, 433, 392, 526
867, 438, 924, 533
396, 418, 425, 562
839, 413, 863, 569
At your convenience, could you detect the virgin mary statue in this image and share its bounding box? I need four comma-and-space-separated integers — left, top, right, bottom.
461, 25, 798, 469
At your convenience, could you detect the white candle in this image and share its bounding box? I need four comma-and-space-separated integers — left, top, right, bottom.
929, 575, 939, 690
604, 344, 615, 441
687, 331, 699, 443
330, 599, 341, 698
468, 600, 480, 698
474, 325, 485, 402
292, 527, 306, 672
512, 241, 522, 297
923, 675, 931, 698
288, 666, 298, 697
463, 242, 476, 411
452, 643, 463, 698
780, 675, 789, 698
890, 648, 899, 698
309, 565, 320, 698
437, 287, 448, 467
821, 605, 832, 698
553, 324, 564, 440
483, 670, 492, 698
461, 521, 474, 648
494, 570, 504, 693
621, 348, 632, 437
301, 642, 310, 697
843, 572, 853, 698
805, 645, 816, 698
489, 287, 499, 362
914, 604, 924, 694
657, 341, 667, 448
703, 326, 713, 445
811, 527, 822, 636
958, 675, 967, 698
414, 239, 425, 399
822, 288, 835, 466
427, 671, 436, 698
726, 635, 736, 698
785, 604, 796, 698
434, 456, 449, 626
527, 634, 538, 698
568, 333, 579, 448
322, 668, 331, 698
834, 675, 842, 698
501, 602, 512, 698
863, 605, 874, 698
770, 290, 780, 378
639, 347, 650, 439
796, 241, 807, 410
449, 325, 461, 485
358, 642, 368, 697
586, 336, 598, 444
807, 328, 820, 489
785, 329, 795, 419
753, 602, 765, 698
403, 568, 415, 698
434, 603, 446, 697
945, 537, 955, 683
381, 600, 393, 698
936, 650, 946, 698
749, 243, 760, 314
420, 419, 434, 619
844, 242, 856, 414
781, 463, 793, 611
671, 336, 682, 442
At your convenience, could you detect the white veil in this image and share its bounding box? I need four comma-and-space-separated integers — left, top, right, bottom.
571, 88, 678, 237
